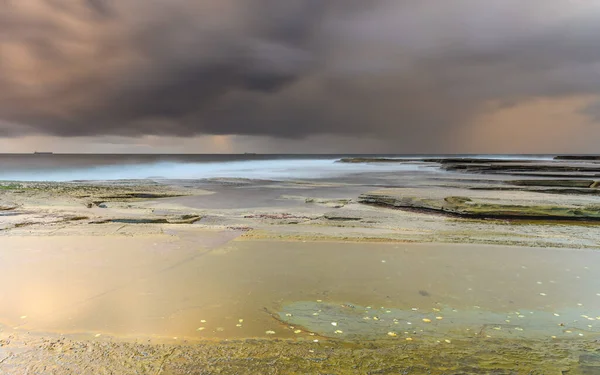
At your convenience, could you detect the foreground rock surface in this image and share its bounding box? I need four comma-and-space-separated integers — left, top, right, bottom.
0, 330, 595, 375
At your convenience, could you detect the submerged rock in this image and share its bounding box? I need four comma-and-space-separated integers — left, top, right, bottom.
277, 301, 600, 341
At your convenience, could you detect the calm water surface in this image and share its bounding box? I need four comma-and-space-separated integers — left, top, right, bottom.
1, 235, 598, 343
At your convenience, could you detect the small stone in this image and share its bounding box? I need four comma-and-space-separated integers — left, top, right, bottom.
331, 322, 338, 326
294, 330, 302, 334
387, 332, 397, 337
435, 316, 443, 320
405, 337, 413, 341
554, 313, 560, 317
236, 324, 242, 327
285, 313, 292, 317
197, 327, 205, 331
200, 320, 207, 323
444, 339, 451, 343
239, 319, 244, 323
539, 293, 547, 296
265, 330, 276, 335
334, 330, 343, 334
313, 339, 319, 342
422, 318, 431, 323
94, 333, 101, 337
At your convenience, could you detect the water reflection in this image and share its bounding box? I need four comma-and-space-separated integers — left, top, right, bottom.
1, 236, 599, 343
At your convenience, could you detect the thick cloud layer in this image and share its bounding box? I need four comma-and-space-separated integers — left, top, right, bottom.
2, 0, 600, 148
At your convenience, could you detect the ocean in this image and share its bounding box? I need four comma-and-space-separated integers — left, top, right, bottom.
0, 154, 556, 182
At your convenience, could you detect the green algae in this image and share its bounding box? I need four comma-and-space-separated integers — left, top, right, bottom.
1, 332, 597, 374
0, 183, 23, 190
277, 302, 600, 342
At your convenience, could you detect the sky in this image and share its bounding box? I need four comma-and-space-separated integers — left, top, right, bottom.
1, 0, 600, 153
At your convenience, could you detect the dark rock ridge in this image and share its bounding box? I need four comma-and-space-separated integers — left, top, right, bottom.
323, 212, 363, 221
439, 162, 600, 174
90, 215, 201, 225
471, 187, 600, 196
337, 157, 537, 164
337, 157, 407, 163
554, 155, 600, 161
337, 157, 600, 178
508, 179, 596, 188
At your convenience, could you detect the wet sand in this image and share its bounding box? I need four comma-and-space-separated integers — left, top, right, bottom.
2, 235, 599, 344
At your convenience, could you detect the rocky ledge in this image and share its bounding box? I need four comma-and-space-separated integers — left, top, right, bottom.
359, 188, 600, 221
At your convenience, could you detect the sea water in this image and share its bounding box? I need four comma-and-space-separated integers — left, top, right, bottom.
0, 154, 554, 182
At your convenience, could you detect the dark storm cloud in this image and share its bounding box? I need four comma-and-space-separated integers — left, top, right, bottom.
1, 0, 600, 145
